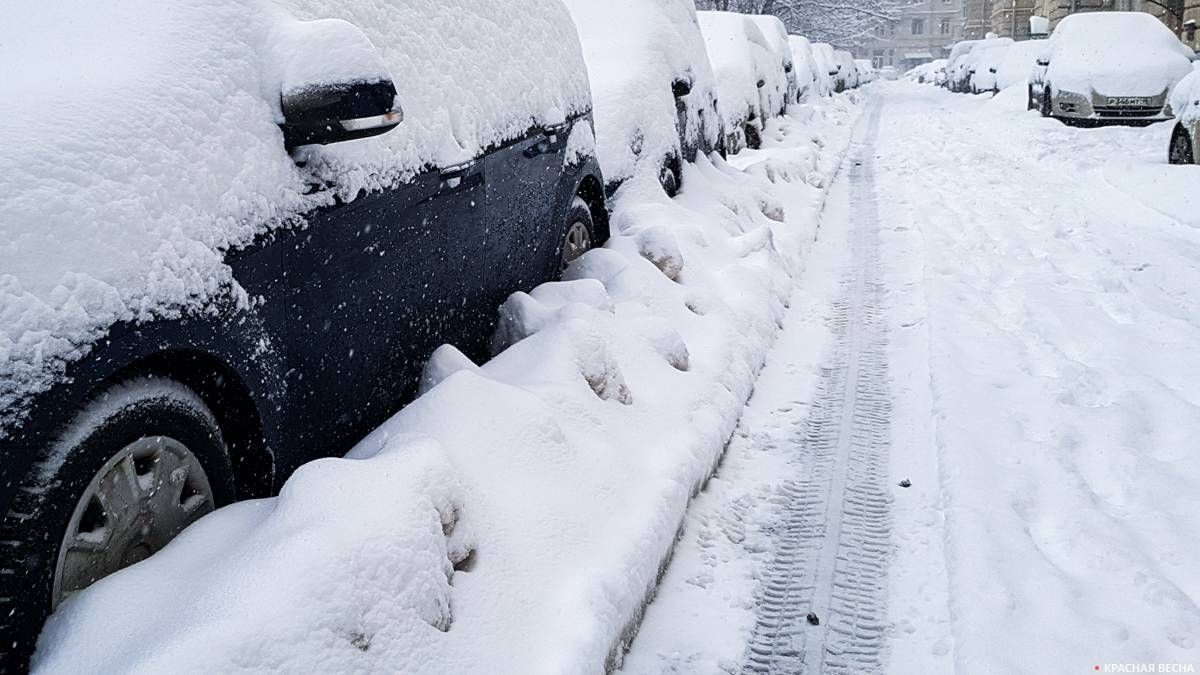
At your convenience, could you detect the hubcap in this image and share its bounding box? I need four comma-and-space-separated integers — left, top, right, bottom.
561, 221, 592, 270
53, 436, 214, 608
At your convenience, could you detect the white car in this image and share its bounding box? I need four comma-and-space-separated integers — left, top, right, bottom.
968, 39, 1013, 94
788, 35, 822, 100
996, 39, 1047, 91
855, 59, 878, 84
1168, 68, 1200, 163
811, 42, 841, 94
1030, 12, 1194, 124
697, 11, 787, 151
833, 50, 859, 91
747, 15, 799, 107
945, 39, 981, 92
564, 0, 722, 193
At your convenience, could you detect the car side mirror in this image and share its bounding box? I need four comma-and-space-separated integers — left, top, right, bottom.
784, 63, 794, 73
281, 80, 403, 149
756, 79, 766, 88
275, 19, 404, 149
1036, 57, 1050, 67
672, 77, 693, 98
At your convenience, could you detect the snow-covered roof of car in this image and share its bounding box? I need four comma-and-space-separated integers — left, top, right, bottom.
0, 0, 592, 436
563, 0, 718, 185
747, 15, 794, 70
1046, 12, 1194, 97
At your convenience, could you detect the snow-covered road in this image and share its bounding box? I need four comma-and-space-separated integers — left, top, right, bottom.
622, 82, 1200, 673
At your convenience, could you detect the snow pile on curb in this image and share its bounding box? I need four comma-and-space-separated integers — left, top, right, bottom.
34, 93, 865, 674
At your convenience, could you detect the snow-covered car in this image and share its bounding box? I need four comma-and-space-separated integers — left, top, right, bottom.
565, 0, 722, 194
967, 39, 1013, 94
698, 11, 788, 151
747, 15, 799, 106
880, 65, 899, 80
1168, 69, 1200, 163
996, 39, 1047, 92
0, 0, 606, 663
810, 42, 841, 95
1030, 12, 1194, 124
855, 59, 878, 84
945, 39, 981, 92
834, 50, 859, 91
788, 35, 821, 100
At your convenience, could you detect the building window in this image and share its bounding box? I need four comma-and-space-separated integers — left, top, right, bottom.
1186, 20, 1197, 43
940, 17, 951, 34
912, 18, 925, 34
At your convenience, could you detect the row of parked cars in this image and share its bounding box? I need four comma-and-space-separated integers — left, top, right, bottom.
0, 0, 867, 666
913, 12, 1200, 164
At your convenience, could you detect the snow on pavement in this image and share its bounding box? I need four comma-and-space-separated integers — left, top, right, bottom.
622, 81, 1200, 673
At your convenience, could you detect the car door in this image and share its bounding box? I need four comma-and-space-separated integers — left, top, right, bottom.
482, 124, 569, 314
281, 162, 488, 459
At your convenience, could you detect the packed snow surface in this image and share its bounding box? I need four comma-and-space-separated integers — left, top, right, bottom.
1043, 12, 1193, 97
34, 93, 866, 672
623, 81, 1200, 673
563, 0, 719, 184
0, 0, 591, 437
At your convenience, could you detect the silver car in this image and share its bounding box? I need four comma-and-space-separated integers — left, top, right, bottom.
1029, 12, 1193, 125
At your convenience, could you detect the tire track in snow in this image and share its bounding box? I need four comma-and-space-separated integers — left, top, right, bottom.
743, 102, 891, 675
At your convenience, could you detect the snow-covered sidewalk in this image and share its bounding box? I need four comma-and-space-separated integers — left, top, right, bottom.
622, 81, 1200, 674
33, 97, 865, 672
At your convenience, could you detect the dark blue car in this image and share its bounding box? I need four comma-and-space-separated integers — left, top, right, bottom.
0, 2, 606, 664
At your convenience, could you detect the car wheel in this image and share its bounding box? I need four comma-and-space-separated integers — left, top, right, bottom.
1040, 90, 1052, 118
1169, 124, 1195, 165
744, 122, 762, 150
558, 196, 595, 274
0, 378, 234, 669
658, 157, 682, 197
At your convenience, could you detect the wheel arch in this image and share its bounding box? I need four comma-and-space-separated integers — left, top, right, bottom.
103, 349, 274, 500
575, 172, 610, 245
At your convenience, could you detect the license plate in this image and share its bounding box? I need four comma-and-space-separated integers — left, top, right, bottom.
1108, 97, 1152, 107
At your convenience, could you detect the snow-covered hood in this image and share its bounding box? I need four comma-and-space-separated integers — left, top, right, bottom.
997, 39, 1046, 90
0, 0, 591, 436
1046, 12, 1193, 98
564, 0, 718, 184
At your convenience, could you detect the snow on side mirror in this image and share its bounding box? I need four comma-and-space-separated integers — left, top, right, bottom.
1036, 57, 1050, 67
274, 18, 404, 149
672, 77, 693, 98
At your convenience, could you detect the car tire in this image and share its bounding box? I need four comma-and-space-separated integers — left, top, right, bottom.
1169, 124, 1195, 165
1027, 87, 1034, 110
658, 157, 682, 197
1040, 90, 1052, 118
0, 378, 234, 670
744, 121, 762, 150
557, 196, 596, 275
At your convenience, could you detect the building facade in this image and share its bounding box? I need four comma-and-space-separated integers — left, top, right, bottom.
855, 0, 967, 69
